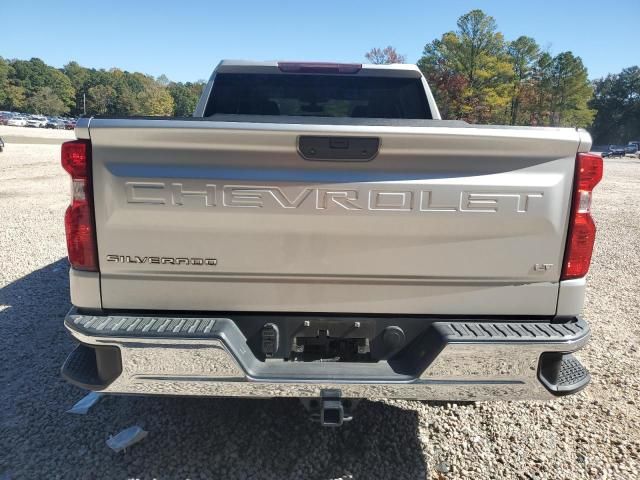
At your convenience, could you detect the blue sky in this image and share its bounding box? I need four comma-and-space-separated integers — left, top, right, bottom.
3, 0, 638, 82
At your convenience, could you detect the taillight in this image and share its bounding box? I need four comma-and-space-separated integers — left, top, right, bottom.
561, 153, 603, 280
61, 140, 98, 271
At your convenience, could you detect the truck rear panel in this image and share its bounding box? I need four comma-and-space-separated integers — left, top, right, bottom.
82, 117, 589, 315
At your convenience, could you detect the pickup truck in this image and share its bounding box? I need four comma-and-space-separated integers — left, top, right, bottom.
60, 60, 602, 426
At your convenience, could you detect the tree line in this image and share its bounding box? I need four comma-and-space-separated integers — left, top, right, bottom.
366, 10, 638, 144
419, 10, 595, 128
1, 9, 637, 144
0, 57, 205, 117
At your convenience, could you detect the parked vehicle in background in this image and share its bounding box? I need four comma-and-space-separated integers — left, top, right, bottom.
0, 114, 9, 126
608, 145, 627, 158
60, 60, 602, 426
7, 115, 27, 127
64, 119, 76, 130
625, 142, 639, 155
45, 118, 66, 129
25, 115, 48, 128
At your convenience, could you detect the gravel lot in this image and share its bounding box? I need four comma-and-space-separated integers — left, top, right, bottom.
0, 134, 638, 479
0, 125, 74, 144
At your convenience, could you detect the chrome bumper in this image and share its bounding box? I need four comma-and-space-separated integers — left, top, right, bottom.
62, 310, 590, 401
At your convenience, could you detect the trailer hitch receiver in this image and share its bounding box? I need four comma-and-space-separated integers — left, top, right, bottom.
321, 389, 346, 426
303, 389, 357, 427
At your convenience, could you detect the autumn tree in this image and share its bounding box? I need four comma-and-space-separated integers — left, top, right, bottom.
417, 9, 594, 127
418, 10, 513, 123
417, 41, 468, 119
365, 46, 406, 64
137, 84, 175, 115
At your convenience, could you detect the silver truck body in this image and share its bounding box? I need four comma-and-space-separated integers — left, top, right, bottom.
62, 61, 595, 412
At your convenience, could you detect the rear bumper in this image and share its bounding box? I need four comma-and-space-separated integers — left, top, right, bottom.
62, 309, 590, 401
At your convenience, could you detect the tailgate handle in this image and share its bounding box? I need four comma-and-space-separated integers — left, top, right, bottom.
298, 136, 379, 162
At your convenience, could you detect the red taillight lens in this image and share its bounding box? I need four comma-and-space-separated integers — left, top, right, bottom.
576, 152, 603, 191
61, 140, 98, 271
65, 201, 97, 270
562, 153, 603, 280
62, 140, 89, 179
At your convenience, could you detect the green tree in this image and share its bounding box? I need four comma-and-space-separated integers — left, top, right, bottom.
529, 52, 554, 125
3, 84, 27, 111
63, 61, 91, 115
590, 66, 640, 144
2, 58, 190, 116
156, 74, 170, 86
548, 52, 594, 127
168, 82, 204, 116
0, 57, 12, 107
87, 84, 116, 114
63, 61, 90, 91
107, 69, 141, 115
506, 36, 540, 124
418, 10, 513, 123
27, 86, 67, 115
10, 58, 75, 113
0, 55, 25, 111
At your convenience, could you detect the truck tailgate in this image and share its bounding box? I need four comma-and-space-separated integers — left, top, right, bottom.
86, 119, 587, 315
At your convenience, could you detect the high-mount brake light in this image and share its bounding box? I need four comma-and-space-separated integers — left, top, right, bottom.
61, 139, 98, 271
561, 153, 603, 280
277, 62, 362, 74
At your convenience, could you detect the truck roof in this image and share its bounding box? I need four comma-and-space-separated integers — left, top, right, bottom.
214, 60, 423, 78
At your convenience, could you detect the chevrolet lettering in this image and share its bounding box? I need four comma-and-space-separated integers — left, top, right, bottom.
125, 182, 545, 214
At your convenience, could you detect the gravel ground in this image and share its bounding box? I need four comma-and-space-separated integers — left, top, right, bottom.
0, 139, 638, 479
0, 125, 74, 144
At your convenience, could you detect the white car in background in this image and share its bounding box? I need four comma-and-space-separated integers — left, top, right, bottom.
7, 115, 28, 127
26, 115, 48, 128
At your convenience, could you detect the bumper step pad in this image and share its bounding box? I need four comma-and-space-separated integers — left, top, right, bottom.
538, 353, 590, 395
68, 313, 218, 337
435, 319, 587, 342
61, 343, 122, 390
62, 344, 101, 388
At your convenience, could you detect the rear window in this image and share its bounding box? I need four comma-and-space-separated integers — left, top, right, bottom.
205, 73, 431, 119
